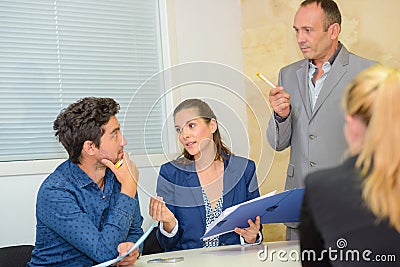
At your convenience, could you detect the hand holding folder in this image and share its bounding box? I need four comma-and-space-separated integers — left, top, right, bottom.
202, 188, 305, 240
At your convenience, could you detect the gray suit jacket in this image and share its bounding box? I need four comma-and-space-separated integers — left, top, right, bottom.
267, 45, 376, 190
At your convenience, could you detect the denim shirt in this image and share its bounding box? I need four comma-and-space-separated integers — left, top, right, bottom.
28, 160, 144, 267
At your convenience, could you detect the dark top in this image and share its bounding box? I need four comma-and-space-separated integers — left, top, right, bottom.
300, 156, 400, 266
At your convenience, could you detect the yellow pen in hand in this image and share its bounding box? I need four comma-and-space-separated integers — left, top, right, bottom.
256, 72, 276, 88
114, 159, 124, 169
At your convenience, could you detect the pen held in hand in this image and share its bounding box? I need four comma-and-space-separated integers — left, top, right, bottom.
115, 159, 124, 169
256, 72, 275, 88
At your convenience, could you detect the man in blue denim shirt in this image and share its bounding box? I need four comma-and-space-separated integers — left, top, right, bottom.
28, 97, 144, 266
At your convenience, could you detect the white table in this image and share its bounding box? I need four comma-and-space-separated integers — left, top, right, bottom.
136, 240, 301, 267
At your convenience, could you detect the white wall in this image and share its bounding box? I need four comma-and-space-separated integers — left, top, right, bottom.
169, 0, 243, 66
0, 0, 246, 248
0, 174, 45, 246
167, 0, 250, 158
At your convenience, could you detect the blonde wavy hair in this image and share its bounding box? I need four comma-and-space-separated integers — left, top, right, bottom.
343, 64, 400, 233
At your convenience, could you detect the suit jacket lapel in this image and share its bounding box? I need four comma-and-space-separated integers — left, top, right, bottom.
182, 164, 206, 231
312, 47, 349, 118
296, 61, 312, 120
222, 156, 247, 210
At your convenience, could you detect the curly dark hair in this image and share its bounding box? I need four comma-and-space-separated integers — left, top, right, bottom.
53, 97, 120, 163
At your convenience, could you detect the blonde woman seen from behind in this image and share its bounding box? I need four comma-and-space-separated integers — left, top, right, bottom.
300, 65, 400, 266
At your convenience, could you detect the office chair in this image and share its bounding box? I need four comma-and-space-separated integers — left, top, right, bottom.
0, 244, 34, 267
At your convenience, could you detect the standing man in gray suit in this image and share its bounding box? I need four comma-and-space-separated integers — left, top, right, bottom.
266, 0, 376, 240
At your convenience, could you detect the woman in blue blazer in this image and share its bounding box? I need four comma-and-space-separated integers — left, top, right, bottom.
149, 99, 262, 251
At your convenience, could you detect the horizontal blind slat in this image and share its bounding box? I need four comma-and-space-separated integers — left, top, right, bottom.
0, 0, 163, 162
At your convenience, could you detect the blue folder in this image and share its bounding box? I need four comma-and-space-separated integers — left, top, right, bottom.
201, 188, 305, 240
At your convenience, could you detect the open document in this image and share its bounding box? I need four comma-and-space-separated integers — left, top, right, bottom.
202, 188, 305, 240
92, 221, 157, 267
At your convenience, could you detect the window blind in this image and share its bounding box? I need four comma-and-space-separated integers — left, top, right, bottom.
0, 0, 164, 162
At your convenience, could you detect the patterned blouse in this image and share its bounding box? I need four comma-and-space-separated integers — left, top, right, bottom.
202, 188, 223, 247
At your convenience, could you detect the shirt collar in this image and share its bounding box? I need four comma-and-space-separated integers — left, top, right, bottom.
328, 41, 342, 65
69, 160, 114, 188
309, 41, 342, 67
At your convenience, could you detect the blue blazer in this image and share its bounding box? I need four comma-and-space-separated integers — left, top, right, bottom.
156, 155, 260, 251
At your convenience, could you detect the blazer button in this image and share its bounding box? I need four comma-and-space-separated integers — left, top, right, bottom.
310, 161, 316, 167
309, 135, 315, 140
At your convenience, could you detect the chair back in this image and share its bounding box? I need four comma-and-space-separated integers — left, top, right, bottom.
142, 227, 164, 255
0, 245, 34, 267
